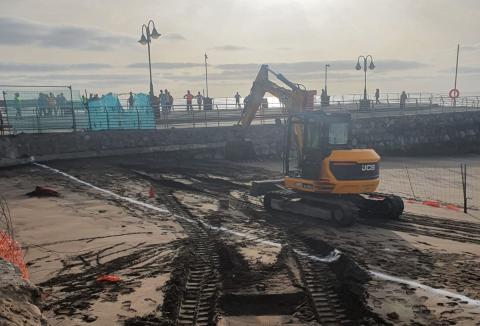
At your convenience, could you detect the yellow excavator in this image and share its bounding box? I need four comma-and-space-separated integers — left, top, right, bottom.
238, 64, 403, 226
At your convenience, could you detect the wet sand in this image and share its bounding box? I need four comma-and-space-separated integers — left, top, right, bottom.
1, 154, 480, 324
0, 168, 183, 325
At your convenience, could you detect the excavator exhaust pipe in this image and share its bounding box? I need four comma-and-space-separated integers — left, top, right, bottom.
224, 139, 256, 161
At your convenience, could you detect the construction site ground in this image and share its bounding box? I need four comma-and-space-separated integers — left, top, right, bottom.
1, 153, 480, 325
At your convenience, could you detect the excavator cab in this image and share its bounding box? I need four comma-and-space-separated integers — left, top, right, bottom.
283, 111, 382, 195
285, 111, 352, 180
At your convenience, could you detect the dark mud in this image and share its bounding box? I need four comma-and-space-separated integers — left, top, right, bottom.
39, 241, 177, 319
25, 154, 480, 324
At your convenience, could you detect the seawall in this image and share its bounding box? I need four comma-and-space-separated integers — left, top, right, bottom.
1, 110, 480, 167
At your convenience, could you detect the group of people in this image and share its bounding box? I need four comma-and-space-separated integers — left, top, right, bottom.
126, 90, 244, 113
37, 93, 68, 117
8, 92, 69, 118
157, 89, 174, 112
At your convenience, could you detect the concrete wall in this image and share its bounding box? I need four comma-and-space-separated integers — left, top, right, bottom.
0, 125, 284, 167
1, 110, 480, 167
351, 111, 480, 155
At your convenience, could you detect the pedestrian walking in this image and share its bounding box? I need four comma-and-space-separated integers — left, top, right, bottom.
128, 92, 134, 108
56, 93, 67, 116
400, 91, 407, 110
375, 88, 380, 104
234, 92, 241, 108
159, 90, 167, 112
184, 90, 194, 113
47, 93, 56, 116
320, 88, 328, 106
14, 92, 21, 118
38, 93, 48, 116
165, 89, 174, 112
196, 91, 203, 110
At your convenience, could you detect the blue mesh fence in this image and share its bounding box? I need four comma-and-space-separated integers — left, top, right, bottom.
0, 89, 156, 133
1, 87, 82, 133
87, 93, 155, 131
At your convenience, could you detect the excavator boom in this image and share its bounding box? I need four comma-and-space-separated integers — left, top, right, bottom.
238, 64, 315, 126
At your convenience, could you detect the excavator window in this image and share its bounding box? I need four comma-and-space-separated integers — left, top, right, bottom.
328, 122, 349, 145
304, 119, 326, 151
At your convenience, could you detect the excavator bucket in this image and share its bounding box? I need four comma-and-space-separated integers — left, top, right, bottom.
224, 139, 256, 161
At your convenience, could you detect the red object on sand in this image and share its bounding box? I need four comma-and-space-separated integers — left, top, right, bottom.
422, 200, 440, 208
26, 186, 59, 197
149, 186, 155, 198
96, 275, 122, 283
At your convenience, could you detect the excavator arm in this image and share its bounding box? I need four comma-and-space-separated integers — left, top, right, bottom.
239, 64, 315, 126
238, 64, 316, 160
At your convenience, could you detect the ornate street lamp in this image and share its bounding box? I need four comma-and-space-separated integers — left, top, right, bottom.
356, 55, 375, 110
138, 20, 161, 96
356, 55, 375, 101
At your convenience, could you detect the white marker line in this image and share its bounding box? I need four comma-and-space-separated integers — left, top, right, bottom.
34, 163, 480, 307
370, 270, 480, 307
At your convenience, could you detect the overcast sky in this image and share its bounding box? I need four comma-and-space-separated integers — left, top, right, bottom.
0, 0, 479, 97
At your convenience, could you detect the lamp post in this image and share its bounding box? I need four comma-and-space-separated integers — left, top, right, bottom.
324, 64, 330, 94
204, 53, 209, 98
356, 55, 375, 100
138, 20, 161, 96
356, 55, 375, 110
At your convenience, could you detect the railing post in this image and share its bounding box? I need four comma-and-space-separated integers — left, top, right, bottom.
86, 101, 92, 131
217, 100, 220, 127
105, 106, 110, 130
192, 108, 195, 128
204, 107, 207, 128
461, 164, 468, 214
261, 104, 264, 125
2, 91, 11, 135
136, 106, 140, 129
68, 86, 77, 132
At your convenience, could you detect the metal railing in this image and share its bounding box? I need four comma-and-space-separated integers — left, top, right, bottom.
1, 93, 480, 135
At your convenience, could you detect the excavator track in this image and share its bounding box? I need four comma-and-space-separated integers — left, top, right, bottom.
354, 193, 404, 220
264, 191, 359, 227
263, 190, 404, 227
156, 187, 220, 326
295, 254, 352, 324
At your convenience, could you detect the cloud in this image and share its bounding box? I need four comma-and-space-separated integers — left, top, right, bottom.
127, 62, 204, 69
0, 62, 112, 72
209, 45, 250, 51
438, 66, 480, 75
0, 16, 135, 50
1, 72, 149, 88
462, 43, 480, 52
163, 33, 186, 41
216, 60, 428, 75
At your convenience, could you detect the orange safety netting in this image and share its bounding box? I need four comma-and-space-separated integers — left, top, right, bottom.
0, 230, 28, 279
